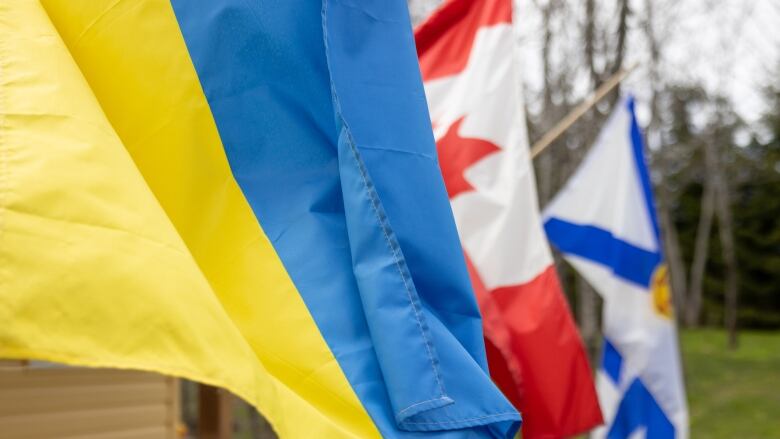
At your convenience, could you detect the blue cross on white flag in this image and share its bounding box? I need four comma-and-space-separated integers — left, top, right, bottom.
543, 95, 688, 438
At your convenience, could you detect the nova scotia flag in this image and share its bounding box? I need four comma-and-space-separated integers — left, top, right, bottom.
543, 96, 688, 438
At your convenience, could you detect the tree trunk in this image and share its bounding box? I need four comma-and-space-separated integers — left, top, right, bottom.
535, 0, 557, 205
577, 275, 599, 362
247, 404, 277, 439
713, 170, 740, 348
660, 203, 688, 321
686, 178, 715, 327
609, 0, 630, 77
641, 0, 687, 322
584, 0, 598, 86
537, 152, 554, 204
716, 191, 739, 349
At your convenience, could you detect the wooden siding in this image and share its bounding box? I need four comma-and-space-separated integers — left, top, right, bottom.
0, 362, 179, 439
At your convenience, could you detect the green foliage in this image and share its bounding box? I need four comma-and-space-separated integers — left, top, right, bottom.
731, 138, 780, 328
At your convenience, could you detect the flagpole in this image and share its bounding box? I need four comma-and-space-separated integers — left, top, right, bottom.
530, 64, 638, 159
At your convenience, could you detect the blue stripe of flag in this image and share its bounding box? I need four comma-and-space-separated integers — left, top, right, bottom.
601, 338, 676, 438
626, 96, 663, 254
543, 218, 661, 288
170, 0, 519, 436
602, 338, 623, 384
607, 378, 676, 439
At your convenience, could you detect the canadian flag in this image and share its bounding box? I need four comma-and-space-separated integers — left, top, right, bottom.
415, 0, 604, 437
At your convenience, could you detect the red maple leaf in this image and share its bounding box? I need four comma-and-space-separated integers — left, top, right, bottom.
436, 117, 500, 199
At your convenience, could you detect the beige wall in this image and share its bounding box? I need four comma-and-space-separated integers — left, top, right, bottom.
0, 361, 179, 439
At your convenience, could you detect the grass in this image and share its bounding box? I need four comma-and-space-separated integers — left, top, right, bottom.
681, 329, 780, 439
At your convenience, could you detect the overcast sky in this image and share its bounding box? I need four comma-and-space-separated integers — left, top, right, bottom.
411, 0, 780, 129
629, 0, 780, 124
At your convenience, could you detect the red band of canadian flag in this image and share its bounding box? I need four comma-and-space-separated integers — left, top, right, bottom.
416, 0, 603, 437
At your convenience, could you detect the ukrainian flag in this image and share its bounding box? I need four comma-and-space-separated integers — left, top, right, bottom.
0, 1, 520, 437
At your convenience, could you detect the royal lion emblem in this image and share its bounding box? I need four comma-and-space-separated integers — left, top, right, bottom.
651, 264, 673, 319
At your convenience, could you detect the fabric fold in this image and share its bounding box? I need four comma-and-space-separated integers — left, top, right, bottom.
334, 121, 454, 423
323, 0, 520, 435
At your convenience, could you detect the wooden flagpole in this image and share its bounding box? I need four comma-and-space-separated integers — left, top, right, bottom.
530, 64, 638, 159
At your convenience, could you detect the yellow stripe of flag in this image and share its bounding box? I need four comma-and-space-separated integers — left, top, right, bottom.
0, 1, 378, 436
